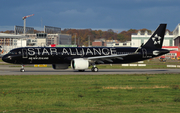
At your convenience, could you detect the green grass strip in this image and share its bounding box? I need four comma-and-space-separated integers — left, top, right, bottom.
0, 74, 180, 112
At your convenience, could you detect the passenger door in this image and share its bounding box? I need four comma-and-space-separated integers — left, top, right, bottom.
22, 49, 28, 58
142, 48, 147, 58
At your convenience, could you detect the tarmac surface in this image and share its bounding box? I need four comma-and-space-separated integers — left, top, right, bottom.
0, 65, 180, 75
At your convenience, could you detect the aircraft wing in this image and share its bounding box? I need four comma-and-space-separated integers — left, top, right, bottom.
87, 54, 128, 64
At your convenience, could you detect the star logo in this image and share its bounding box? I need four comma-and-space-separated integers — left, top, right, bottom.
152, 34, 161, 45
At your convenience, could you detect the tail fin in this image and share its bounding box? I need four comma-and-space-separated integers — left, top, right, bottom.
143, 24, 167, 49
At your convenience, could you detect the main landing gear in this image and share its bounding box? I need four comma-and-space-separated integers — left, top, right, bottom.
91, 64, 98, 72
20, 65, 25, 72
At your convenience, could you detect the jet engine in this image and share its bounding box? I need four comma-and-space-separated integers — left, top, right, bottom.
52, 64, 69, 69
71, 58, 89, 70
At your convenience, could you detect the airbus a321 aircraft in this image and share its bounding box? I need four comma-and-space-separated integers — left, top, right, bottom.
2, 24, 169, 72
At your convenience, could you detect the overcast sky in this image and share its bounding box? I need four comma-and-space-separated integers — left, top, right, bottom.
0, 0, 180, 32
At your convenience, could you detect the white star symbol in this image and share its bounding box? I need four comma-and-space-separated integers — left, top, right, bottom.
152, 34, 161, 45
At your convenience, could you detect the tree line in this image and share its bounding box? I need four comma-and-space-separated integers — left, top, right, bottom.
61, 28, 151, 46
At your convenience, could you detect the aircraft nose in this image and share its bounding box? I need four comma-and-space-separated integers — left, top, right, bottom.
2, 55, 11, 63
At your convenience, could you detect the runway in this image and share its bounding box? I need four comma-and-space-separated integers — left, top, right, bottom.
0, 65, 180, 75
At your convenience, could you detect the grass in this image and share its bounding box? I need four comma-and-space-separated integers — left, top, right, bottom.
0, 74, 180, 112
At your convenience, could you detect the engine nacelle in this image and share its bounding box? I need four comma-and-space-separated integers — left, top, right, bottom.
71, 58, 89, 70
52, 64, 69, 70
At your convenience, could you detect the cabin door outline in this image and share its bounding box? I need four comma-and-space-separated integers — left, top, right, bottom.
142, 48, 147, 58
22, 49, 28, 58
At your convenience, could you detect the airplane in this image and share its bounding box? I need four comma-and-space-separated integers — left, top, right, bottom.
2, 24, 169, 72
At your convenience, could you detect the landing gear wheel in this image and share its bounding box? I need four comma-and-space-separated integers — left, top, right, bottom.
94, 67, 98, 72
91, 67, 98, 72
20, 65, 25, 72
20, 69, 25, 72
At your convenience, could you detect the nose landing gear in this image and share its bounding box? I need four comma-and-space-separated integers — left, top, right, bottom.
20, 65, 25, 72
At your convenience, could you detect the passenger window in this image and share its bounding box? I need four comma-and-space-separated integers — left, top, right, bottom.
13, 52, 17, 54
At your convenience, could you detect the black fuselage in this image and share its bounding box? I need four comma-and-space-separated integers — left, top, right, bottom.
2, 47, 169, 65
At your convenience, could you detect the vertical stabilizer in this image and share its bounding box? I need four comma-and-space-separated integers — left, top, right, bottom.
143, 24, 167, 49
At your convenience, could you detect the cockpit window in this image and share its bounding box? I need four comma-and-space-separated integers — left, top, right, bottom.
8, 51, 18, 54
7, 51, 12, 54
